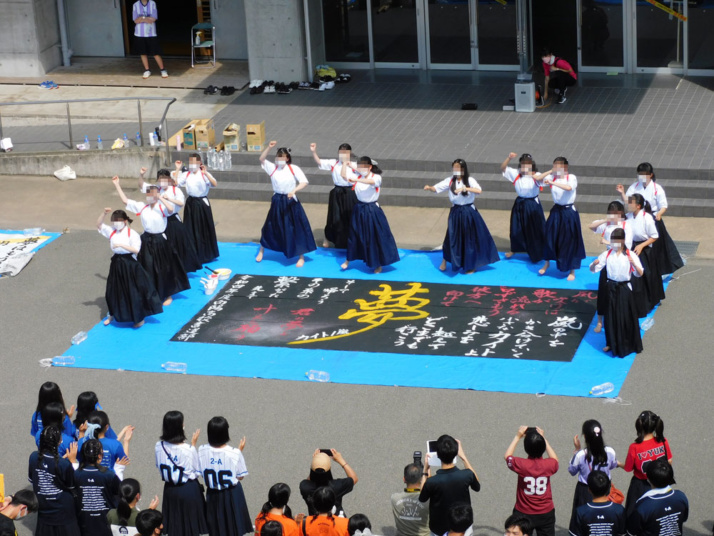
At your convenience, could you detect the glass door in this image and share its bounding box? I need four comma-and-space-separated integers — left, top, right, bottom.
476, 0, 519, 69
371, 0, 421, 67
578, 0, 625, 72
425, 0, 474, 69
634, 0, 685, 72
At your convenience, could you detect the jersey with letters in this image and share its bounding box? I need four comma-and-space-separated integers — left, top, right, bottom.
569, 501, 626, 536
197, 444, 248, 490
154, 441, 201, 484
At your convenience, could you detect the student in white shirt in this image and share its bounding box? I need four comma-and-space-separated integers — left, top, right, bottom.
96, 207, 162, 328
113, 176, 190, 306
173, 154, 219, 265
616, 162, 683, 275
625, 193, 664, 318
256, 141, 317, 267
311, 141, 359, 249
540, 156, 586, 281
341, 156, 400, 273
587, 201, 632, 333
500, 152, 547, 263
590, 228, 644, 357
424, 159, 498, 273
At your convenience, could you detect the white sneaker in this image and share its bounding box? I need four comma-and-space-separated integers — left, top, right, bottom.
319, 83, 327, 91
161, 70, 168, 78
325, 81, 335, 90
54, 165, 76, 181
143, 70, 151, 79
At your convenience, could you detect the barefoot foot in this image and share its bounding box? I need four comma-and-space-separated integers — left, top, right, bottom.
373, 266, 382, 274
567, 271, 576, 281
505, 251, 514, 259
103, 316, 113, 326
594, 322, 602, 333
340, 261, 349, 270
465, 270, 475, 274
163, 296, 173, 306
322, 240, 329, 248
538, 262, 550, 275
255, 250, 263, 263
602, 346, 610, 353
133, 320, 145, 328
296, 256, 305, 268
439, 260, 447, 271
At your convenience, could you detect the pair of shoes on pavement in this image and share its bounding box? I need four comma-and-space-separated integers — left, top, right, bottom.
204, 85, 219, 95
54, 165, 76, 181
220, 86, 235, 95
39, 80, 59, 89
143, 70, 168, 79
336, 73, 351, 83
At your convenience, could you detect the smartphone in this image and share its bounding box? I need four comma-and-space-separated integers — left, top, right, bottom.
319, 449, 334, 457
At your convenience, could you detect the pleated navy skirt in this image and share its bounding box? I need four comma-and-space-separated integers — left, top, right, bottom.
569, 481, 592, 531
653, 218, 683, 275
162, 479, 209, 536
596, 268, 608, 316
325, 185, 358, 249
625, 476, 651, 517
138, 232, 190, 301
544, 204, 586, 271
631, 242, 665, 317
166, 213, 202, 272
510, 196, 546, 263
35, 518, 81, 536
604, 280, 643, 358
442, 203, 499, 272
105, 253, 163, 324
347, 201, 400, 269
260, 193, 317, 258
205, 483, 253, 536
184, 196, 220, 264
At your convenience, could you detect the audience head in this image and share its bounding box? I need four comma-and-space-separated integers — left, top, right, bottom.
80, 438, 105, 471
403, 463, 422, 487
86, 410, 110, 438
117, 478, 142, 525
40, 402, 66, 431
348, 513, 372, 536
259, 483, 293, 520
309, 452, 334, 486
35, 382, 67, 415
635, 410, 665, 443
207, 416, 230, 447
523, 428, 546, 458
160, 410, 186, 444
73, 391, 99, 428
262, 520, 284, 536
311, 486, 336, 516
646, 458, 675, 489
586, 470, 611, 499
136, 509, 163, 536
436, 434, 459, 464
448, 505, 473, 534
504, 514, 534, 536
0, 490, 39, 519
39, 426, 61, 459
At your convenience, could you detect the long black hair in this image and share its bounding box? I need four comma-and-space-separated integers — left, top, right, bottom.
39, 426, 61, 468
581, 419, 608, 467
635, 410, 665, 444
35, 382, 67, 416
357, 156, 382, 175
309, 487, 336, 523
117, 478, 141, 525
450, 159, 470, 196
79, 438, 107, 472
41, 402, 67, 432
160, 410, 186, 443
257, 483, 293, 522
74, 391, 98, 430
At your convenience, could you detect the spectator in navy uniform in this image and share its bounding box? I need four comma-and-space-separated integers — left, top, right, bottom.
505, 514, 534, 536
0, 490, 39, 536
391, 464, 429, 536
570, 470, 626, 536
419, 435, 480, 536
136, 509, 164, 536
627, 459, 688, 536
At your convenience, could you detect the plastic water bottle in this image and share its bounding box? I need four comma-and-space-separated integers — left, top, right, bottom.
122, 133, 129, 148
640, 317, 655, 331
162, 362, 188, 374
148, 132, 156, 146
97, 135, 103, 150
71, 331, 88, 345
136, 131, 142, 146
52, 356, 75, 366
224, 146, 232, 170
589, 382, 614, 396
216, 150, 225, 171
306, 370, 330, 382
23, 227, 43, 236
207, 147, 216, 169
83, 135, 90, 150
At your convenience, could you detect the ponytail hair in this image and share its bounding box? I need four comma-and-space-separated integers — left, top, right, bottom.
450, 159, 470, 196
357, 156, 382, 175
635, 410, 665, 444
581, 419, 607, 467
117, 478, 141, 525
258, 483, 293, 522
628, 193, 646, 213
111, 210, 133, 225
518, 153, 538, 173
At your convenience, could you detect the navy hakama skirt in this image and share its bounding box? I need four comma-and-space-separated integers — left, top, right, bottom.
509, 196, 546, 263
324, 185, 358, 249
138, 232, 190, 301
544, 204, 586, 272
347, 201, 400, 269
105, 253, 163, 324
166, 213, 202, 272
184, 196, 219, 264
162, 479, 209, 536
260, 193, 317, 258
604, 279, 643, 358
35, 519, 81, 536
205, 483, 253, 536
596, 268, 608, 316
631, 241, 665, 317
442, 203, 499, 271
653, 218, 683, 274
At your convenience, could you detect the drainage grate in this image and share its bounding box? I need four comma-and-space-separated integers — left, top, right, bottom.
673, 240, 699, 258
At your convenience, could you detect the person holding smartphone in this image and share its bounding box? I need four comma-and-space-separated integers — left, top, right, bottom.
299, 449, 359, 517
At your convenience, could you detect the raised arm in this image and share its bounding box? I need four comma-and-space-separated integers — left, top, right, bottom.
457, 440, 479, 481
97, 207, 111, 231
501, 152, 518, 172
616, 184, 628, 204
138, 167, 149, 191
200, 164, 218, 187
112, 176, 129, 205
260, 140, 277, 163
331, 449, 359, 485
537, 427, 559, 462
505, 426, 527, 460
310, 143, 322, 166
588, 219, 607, 232
533, 169, 552, 182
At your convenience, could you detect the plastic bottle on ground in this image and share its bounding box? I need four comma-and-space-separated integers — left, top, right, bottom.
97, 135, 103, 150
640, 317, 655, 331
122, 133, 129, 148
52, 356, 75, 366
83, 135, 90, 150
224, 146, 232, 170
306, 370, 330, 382
590, 382, 614, 396
162, 362, 187, 373
136, 131, 142, 146
71, 331, 88, 345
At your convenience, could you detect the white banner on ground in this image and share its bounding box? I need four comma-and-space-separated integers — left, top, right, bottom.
0, 232, 53, 277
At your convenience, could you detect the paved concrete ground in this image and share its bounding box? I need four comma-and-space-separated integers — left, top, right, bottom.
0, 175, 713, 536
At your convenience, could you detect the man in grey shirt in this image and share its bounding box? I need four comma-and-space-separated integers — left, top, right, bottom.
392, 464, 430, 536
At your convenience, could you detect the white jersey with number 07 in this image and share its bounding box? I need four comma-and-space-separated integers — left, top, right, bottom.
154, 441, 201, 484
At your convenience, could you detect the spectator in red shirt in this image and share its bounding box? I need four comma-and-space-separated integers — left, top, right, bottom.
620, 411, 672, 517
541, 48, 577, 104
504, 426, 559, 536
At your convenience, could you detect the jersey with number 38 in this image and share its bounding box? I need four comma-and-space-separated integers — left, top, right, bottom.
198, 444, 248, 490
506, 456, 559, 515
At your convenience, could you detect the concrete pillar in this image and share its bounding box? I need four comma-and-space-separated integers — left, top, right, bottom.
244, 0, 308, 82
0, 0, 62, 76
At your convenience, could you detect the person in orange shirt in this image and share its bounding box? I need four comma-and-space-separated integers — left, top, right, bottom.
255, 483, 299, 536
299, 488, 349, 536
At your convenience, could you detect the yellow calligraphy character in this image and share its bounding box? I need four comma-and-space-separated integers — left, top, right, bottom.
289, 283, 430, 345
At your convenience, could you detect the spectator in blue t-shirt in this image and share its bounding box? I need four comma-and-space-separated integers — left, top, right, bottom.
77, 410, 133, 476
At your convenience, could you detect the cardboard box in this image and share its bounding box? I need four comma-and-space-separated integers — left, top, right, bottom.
195, 119, 215, 149
181, 120, 200, 150
246, 121, 265, 152
223, 123, 240, 151
169, 120, 199, 148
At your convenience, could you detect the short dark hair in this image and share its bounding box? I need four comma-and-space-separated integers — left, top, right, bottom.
587, 470, 611, 498
160, 410, 186, 443
448, 504, 473, 533
505, 513, 533, 536
10, 490, 39, 513
312, 486, 336, 514
262, 520, 284, 536
524, 430, 546, 458
436, 434, 458, 464
646, 458, 675, 488
189, 152, 201, 162
136, 509, 163, 536
207, 416, 230, 447
404, 463, 422, 486
348, 513, 372, 536
157, 168, 172, 179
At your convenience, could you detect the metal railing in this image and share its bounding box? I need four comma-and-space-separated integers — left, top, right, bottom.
0, 96, 177, 163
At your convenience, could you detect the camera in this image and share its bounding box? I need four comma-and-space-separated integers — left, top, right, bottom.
413, 450, 422, 468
